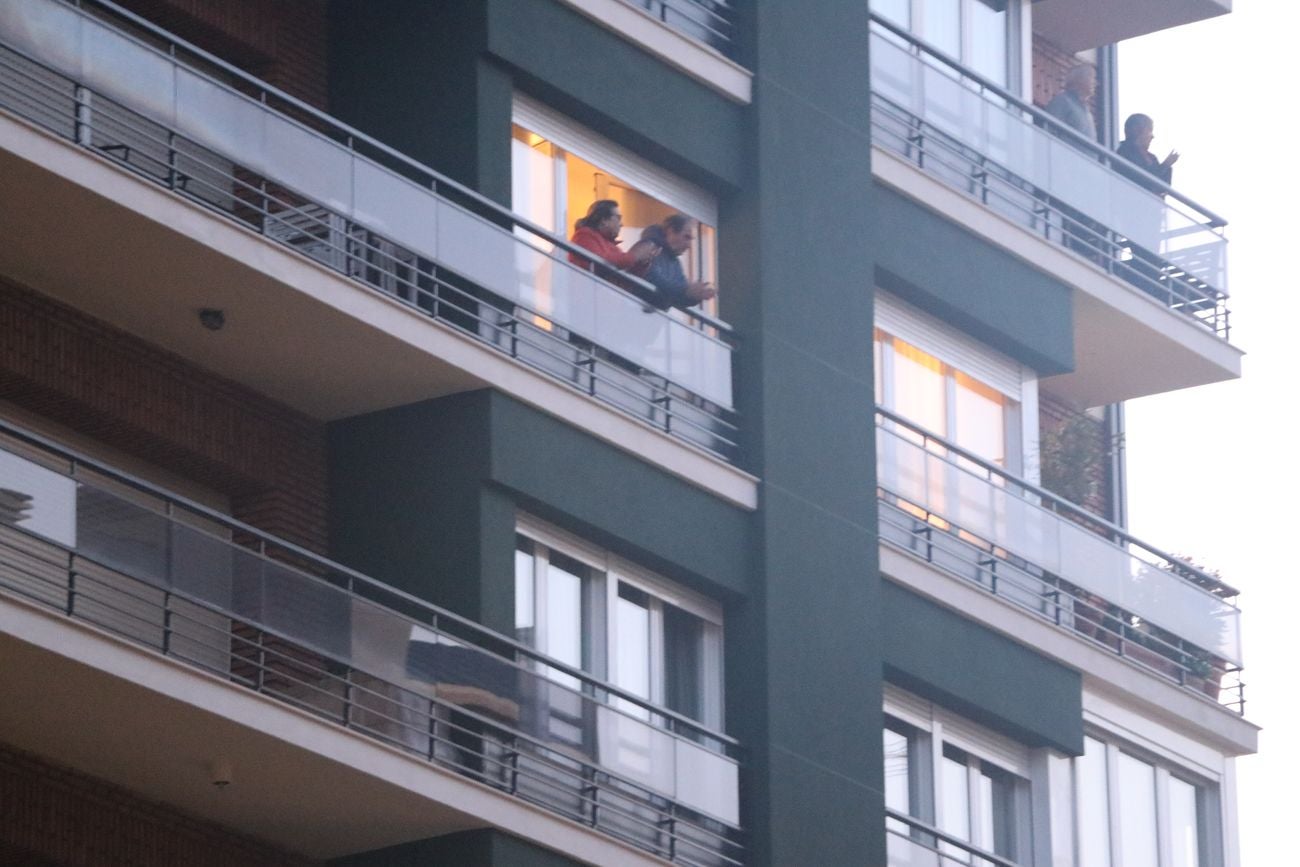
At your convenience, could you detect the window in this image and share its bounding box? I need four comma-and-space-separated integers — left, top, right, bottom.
873, 0, 1018, 89
875, 328, 1021, 471
1074, 734, 1219, 867
510, 95, 719, 320
884, 688, 1033, 864
514, 518, 724, 730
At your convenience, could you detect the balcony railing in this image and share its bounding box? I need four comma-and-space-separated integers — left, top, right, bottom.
626, 1, 737, 59
886, 809, 1022, 867
869, 13, 1231, 338
0, 0, 739, 460
875, 407, 1245, 714
0, 419, 744, 866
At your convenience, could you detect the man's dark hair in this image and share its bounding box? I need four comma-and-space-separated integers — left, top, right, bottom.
662, 213, 691, 233
576, 199, 620, 231
1123, 113, 1153, 140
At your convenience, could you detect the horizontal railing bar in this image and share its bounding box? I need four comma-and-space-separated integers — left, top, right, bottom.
873, 406, 1238, 598
876, 499, 1244, 714
869, 91, 1229, 328
885, 808, 1022, 867
0, 542, 749, 853
868, 12, 1227, 229
0, 43, 740, 450
61, 0, 735, 336
0, 419, 739, 749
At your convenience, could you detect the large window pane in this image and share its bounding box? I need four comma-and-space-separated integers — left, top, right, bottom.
884, 724, 913, 836
663, 603, 704, 721
545, 552, 586, 688
954, 370, 1007, 466
514, 542, 535, 646
979, 763, 1016, 858
889, 336, 947, 437
1117, 753, 1159, 867
1076, 736, 1112, 867
967, 1, 1007, 86
941, 745, 972, 846
614, 582, 653, 711
921, 0, 960, 57
1169, 777, 1201, 867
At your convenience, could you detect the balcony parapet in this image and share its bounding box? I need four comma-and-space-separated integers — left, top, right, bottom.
0, 0, 739, 460
869, 14, 1231, 339
886, 809, 1022, 867
0, 419, 744, 863
875, 407, 1244, 713
619, 0, 738, 61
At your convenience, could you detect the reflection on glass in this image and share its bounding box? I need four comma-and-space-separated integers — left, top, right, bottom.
889, 336, 947, 438
514, 543, 535, 646
1077, 736, 1112, 867
980, 763, 1016, 858
967, 1, 1007, 86
941, 746, 972, 857
615, 582, 652, 708
0, 448, 76, 546
663, 603, 704, 721
1117, 753, 1158, 867
954, 370, 1006, 467
921, 0, 960, 57
873, 0, 911, 27
545, 555, 585, 689
884, 725, 912, 834
1169, 777, 1201, 867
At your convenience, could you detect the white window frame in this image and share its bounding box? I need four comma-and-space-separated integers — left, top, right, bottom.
1072, 730, 1223, 867
875, 292, 1037, 477
516, 514, 725, 729
885, 684, 1035, 861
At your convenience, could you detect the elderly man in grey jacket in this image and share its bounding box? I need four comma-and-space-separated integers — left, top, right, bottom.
1045, 65, 1097, 142
640, 214, 716, 311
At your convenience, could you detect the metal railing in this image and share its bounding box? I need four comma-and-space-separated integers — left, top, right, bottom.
875, 407, 1245, 714
627, 1, 737, 59
0, 419, 744, 865
869, 13, 1230, 338
886, 809, 1022, 867
0, 0, 739, 459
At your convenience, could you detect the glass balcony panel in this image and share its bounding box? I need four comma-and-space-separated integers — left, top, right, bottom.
665, 317, 732, 407
593, 280, 671, 373
175, 68, 267, 176
168, 521, 234, 609
0, 448, 76, 547
81, 17, 175, 123
262, 112, 353, 214
1047, 139, 1112, 225
1122, 559, 1240, 662
675, 737, 741, 824
0, 0, 83, 86
76, 484, 168, 588
887, 832, 947, 867
351, 158, 439, 258
871, 33, 921, 109
596, 703, 676, 795
876, 414, 1244, 666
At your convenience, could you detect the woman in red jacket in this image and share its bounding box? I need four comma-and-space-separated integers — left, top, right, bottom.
568, 199, 658, 280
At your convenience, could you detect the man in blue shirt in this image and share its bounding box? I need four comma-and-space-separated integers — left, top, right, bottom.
640, 215, 716, 311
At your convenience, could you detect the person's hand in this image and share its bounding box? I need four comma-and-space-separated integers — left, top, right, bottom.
685, 281, 716, 304
1161, 149, 1180, 168
629, 240, 660, 263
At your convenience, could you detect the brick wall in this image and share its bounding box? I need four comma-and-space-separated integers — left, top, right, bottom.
0, 276, 327, 554
0, 743, 314, 867
114, 0, 329, 108
1031, 32, 1089, 110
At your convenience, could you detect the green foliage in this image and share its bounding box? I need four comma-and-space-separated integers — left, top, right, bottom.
1039, 413, 1106, 509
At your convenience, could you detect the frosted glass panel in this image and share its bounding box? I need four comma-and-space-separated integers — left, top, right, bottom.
352, 159, 439, 256
0, 0, 84, 81
0, 450, 76, 546
876, 422, 1243, 664
82, 21, 175, 123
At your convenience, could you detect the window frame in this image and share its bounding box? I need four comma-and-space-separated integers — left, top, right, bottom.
884, 685, 1035, 862
515, 514, 725, 729
1073, 730, 1223, 867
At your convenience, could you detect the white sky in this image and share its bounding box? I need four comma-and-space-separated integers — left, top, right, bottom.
1116, 2, 1299, 864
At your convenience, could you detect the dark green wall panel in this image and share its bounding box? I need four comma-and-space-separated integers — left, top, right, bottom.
485, 0, 746, 189
328, 390, 752, 634
881, 581, 1085, 755
872, 183, 1076, 376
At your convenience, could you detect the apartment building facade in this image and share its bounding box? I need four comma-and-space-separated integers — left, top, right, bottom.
0, 1, 1256, 865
